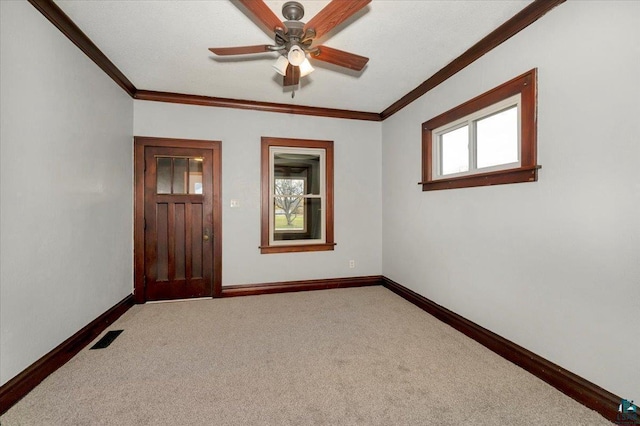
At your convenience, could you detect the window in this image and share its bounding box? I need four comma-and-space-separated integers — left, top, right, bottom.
421, 69, 540, 191
260, 137, 335, 254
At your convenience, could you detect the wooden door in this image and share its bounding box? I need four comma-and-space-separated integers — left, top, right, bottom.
134, 138, 221, 302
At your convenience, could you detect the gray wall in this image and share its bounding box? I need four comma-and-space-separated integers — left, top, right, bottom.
0, 2, 134, 385
381, 0, 640, 399
134, 101, 383, 285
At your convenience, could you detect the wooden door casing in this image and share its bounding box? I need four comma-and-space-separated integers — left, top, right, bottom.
134, 137, 221, 303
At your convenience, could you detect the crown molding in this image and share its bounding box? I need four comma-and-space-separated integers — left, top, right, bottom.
134, 90, 382, 121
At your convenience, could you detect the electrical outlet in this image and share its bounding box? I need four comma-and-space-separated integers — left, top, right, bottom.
349, 260, 355, 269
230, 199, 239, 208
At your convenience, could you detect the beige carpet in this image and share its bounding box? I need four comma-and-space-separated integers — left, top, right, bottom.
2, 287, 610, 425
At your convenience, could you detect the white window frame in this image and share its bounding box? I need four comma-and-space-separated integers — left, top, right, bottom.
432, 94, 521, 180
268, 146, 326, 246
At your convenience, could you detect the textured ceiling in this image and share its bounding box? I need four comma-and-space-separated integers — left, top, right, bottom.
54, 0, 534, 112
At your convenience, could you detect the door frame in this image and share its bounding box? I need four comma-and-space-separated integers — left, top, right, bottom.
134, 136, 222, 303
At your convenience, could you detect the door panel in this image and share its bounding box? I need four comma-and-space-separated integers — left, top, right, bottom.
143, 146, 215, 301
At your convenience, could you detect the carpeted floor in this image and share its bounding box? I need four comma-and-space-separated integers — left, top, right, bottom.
1, 286, 610, 425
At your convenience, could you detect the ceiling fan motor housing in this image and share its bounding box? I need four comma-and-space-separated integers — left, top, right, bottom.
279, 1, 315, 53
282, 2, 304, 21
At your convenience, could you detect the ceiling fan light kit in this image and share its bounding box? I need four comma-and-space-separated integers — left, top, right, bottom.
287, 45, 306, 67
298, 58, 314, 78
210, 0, 371, 92
272, 55, 289, 76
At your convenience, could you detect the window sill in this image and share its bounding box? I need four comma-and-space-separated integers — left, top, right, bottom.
260, 242, 336, 254
420, 165, 541, 191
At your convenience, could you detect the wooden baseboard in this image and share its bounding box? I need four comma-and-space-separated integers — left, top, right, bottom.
222, 275, 383, 298
382, 277, 621, 422
0, 294, 134, 414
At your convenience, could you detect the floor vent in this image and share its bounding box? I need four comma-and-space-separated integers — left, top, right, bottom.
90, 330, 123, 350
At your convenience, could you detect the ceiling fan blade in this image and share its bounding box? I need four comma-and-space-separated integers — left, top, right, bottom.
311, 46, 369, 71
237, 0, 286, 35
283, 64, 300, 87
304, 0, 371, 40
209, 45, 272, 56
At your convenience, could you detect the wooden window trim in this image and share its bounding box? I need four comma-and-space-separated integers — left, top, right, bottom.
260, 137, 335, 254
421, 68, 539, 191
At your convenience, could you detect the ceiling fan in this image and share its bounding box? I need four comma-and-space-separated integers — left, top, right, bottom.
209, 0, 371, 89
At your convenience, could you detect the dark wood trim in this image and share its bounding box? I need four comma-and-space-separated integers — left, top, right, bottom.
222, 275, 382, 297
380, 0, 565, 120
422, 69, 538, 191
134, 137, 223, 303
260, 137, 335, 254
27, 0, 136, 97
134, 141, 146, 304
259, 242, 336, 254
420, 165, 541, 191
135, 90, 382, 122
422, 69, 536, 131
134, 136, 222, 149
210, 140, 223, 298
382, 277, 621, 422
0, 295, 134, 415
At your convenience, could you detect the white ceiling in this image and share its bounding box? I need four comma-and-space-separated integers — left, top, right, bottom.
54, 0, 534, 112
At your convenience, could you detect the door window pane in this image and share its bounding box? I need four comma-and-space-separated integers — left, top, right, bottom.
157, 157, 172, 194
189, 159, 203, 194
476, 106, 518, 168
173, 158, 188, 194
441, 126, 469, 175
157, 157, 204, 195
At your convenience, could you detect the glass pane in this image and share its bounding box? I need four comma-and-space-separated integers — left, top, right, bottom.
441, 126, 469, 175
274, 152, 321, 195
156, 157, 172, 194
275, 178, 304, 196
477, 106, 518, 168
189, 158, 203, 194
173, 158, 188, 194
273, 197, 321, 241
274, 196, 304, 231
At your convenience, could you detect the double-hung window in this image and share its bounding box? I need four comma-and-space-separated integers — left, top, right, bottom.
260, 137, 335, 254
421, 69, 540, 191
